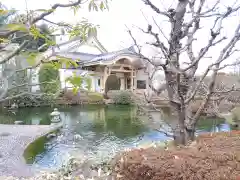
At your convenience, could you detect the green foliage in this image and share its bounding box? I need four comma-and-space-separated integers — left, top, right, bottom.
85, 77, 92, 91
112, 91, 132, 105
68, 19, 98, 40
88, 0, 109, 11
0, 0, 110, 102
59, 89, 104, 104
13, 94, 56, 107
39, 63, 60, 94
66, 74, 92, 93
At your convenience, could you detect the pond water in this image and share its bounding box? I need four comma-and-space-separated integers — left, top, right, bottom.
0, 105, 236, 173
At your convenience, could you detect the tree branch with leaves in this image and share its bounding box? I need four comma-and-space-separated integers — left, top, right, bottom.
0, 0, 109, 103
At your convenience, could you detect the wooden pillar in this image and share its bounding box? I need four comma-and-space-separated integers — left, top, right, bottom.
120, 78, 125, 90
134, 69, 137, 90
102, 66, 110, 93
125, 77, 127, 89
131, 69, 134, 91
100, 76, 103, 93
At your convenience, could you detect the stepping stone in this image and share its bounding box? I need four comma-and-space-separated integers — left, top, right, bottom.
14, 121, 24, 125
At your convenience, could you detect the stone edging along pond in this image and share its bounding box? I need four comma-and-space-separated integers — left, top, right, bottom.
23, 124, 62, 164
0, 123, 63, 178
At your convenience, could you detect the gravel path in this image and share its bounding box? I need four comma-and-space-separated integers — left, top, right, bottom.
0, 124, 61, 178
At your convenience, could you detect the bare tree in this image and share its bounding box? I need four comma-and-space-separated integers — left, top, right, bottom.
128, 0, 240, 145
0, 0, 108, 103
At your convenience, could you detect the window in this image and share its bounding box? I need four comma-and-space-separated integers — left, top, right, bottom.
98, 79, 101, 86
137, 80, 146, 89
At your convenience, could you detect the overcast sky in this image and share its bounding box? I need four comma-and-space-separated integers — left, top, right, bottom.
2, 0, 145, 51
2, 0, 240, 73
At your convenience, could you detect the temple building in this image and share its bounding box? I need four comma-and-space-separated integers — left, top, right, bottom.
48, 33, 150, 94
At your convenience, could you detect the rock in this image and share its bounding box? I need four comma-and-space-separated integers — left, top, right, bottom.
10, 103, 18, 109
73, 134, 83, 141
104, 99, 114, 105
14, 121, 24, 125
47, 133, 56, 139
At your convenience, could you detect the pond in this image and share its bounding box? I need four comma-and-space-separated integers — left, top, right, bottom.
0, 105, 236, 173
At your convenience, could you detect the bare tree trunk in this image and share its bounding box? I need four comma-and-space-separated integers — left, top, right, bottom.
172, 105, 195, 145
173, 125, 195, 145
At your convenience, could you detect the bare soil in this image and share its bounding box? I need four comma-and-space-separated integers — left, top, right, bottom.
112, 131, 240, 180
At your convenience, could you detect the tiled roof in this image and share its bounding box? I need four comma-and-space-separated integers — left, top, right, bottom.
55, 45, 141, 67
80, 46, 139, 65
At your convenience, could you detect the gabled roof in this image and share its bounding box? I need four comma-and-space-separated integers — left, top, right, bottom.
77, 46, 140, 66
55, 45, 143, 68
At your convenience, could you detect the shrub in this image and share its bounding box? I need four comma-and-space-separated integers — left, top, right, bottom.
112, 90, 132, 105
39, 63, 60, 94
10, 94, 55, 107
58, 89, 104, 105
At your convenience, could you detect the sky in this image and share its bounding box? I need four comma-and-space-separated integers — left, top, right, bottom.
2, 0, 146, 51
2, 0, 240, 73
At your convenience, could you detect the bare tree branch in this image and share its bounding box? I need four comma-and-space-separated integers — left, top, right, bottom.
129, 0, 240, 145
0, 0, 83, 38
0, 41, 29, 64
142, 0, 171, 18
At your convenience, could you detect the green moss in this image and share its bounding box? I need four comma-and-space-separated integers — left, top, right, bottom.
23, 129, 60, 164
23, 135, 47, 164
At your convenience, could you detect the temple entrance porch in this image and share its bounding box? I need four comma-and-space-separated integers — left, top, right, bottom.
100, 64, 137, 93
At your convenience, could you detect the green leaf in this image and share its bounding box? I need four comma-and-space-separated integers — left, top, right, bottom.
84, 77, 92, 91
29, 26, 42, 39
0, 38, 9, 43
88, 2, 93, 11
22, 52, 38, 66
67, 76, 83, 87
71, 5, 80, 15
0, 9, 9, 15
100, 2, 105, 11
52, 62, 62, 70
70, 60, 80, 68
93, 3, 98, 11
105, 0, 109, 10
7, 24, 28, 32
72, 87, 79, 94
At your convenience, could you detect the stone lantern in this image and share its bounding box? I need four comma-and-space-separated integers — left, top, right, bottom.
50, 108, 61, 124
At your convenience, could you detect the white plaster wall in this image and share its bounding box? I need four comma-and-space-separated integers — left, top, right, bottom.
135, 69, 148, 89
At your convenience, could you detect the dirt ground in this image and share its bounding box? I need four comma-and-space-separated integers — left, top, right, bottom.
112, 131, 240, 180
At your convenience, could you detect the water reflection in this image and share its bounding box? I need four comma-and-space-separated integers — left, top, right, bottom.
0, 108, 51, 125
0, 105, 235, 172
